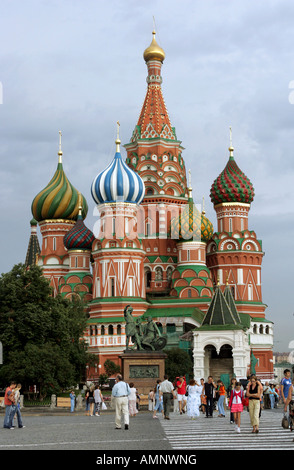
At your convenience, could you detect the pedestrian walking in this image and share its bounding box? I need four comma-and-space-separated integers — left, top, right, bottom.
3, 381, 16, 429
203, 376, 217, 418
263, 382, 270, 409
148, 389, 155, 411
84, 387, 90, 415
228, 381, 244, 433
112, 374, 131, 430
128, 383, 138, 417
281, 369, 292, 407
200, 378, 206, 414
176, 376, 187, 414
94, 385, 103, 416
284, 378, 294, 431
186, 379, 202, 419
227, 377, 237, 423
268, 383, 279, 409
70, 390, 76, 413
159, 375, 176, 420
88, 384, 95, 416
217, 380, 226, 417
153, 380, 164, 419
247, 375, 262, 433
10, 383, 25, 428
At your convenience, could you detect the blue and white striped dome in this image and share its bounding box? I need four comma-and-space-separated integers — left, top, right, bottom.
91, 131, 145, 205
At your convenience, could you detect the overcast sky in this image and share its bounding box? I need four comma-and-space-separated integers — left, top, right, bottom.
0, 0, 293, 352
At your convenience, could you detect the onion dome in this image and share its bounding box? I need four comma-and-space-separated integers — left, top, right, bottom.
63, 208, 95, 251
91, 122, 145, 205
32, 132, 88, 222
143, 30, 165, 63
171, 179, 202, 241
201, 198, 214, 242
210, 137, 254, 206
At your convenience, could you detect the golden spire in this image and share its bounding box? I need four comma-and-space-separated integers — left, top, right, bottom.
188, 169, 193, 199
58, 130, 63, 163
115, 121, 121, 153
202, 196, 205, 215
143, 29, 165, 63
229, 126, 234, 157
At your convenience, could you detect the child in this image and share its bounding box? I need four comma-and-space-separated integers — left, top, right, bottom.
228, 381, 244, 433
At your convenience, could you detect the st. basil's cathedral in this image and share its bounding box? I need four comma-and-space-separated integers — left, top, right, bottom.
25, 31, 274, 383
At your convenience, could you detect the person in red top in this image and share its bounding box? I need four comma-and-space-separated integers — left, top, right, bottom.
3, 381, 16, 429
176, 376, 187, 414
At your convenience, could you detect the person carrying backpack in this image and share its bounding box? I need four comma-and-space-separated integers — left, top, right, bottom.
228, 381, 246, 433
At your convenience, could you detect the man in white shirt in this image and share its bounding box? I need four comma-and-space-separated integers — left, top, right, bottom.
112, 374, 131, 430
159, 375, 176, 420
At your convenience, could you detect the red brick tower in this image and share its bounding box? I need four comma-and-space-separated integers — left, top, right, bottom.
125, 31, 189, 295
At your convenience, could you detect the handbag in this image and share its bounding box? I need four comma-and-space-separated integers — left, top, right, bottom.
242, 396, 249, 407
102, 402, 107, 410
282, 414, 289, 429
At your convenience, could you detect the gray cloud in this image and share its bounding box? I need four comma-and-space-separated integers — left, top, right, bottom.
0, 0, 293, 350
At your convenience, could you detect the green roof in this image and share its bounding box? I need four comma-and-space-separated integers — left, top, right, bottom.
144, 306, 205, 324
201, 285, 244, 328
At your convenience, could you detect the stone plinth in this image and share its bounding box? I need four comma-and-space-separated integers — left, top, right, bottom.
120, 350, 167, 394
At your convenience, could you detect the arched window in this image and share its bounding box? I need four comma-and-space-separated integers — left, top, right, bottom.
265, 325, 269, 334
108, 325, 114, 335
117, 325, 121, 335
101, 325, 105, 335
259, 325, 263, 334
155, 267, 163, 281
253, 324, 257, 334
145, 267, 152, 288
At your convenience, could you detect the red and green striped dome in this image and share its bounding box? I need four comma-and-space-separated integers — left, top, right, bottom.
210, 155, 254, 205
63, 212, 95, 251
32, 160, 88, 222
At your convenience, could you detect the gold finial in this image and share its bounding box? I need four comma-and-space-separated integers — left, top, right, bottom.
115, 121, 121, 152
77, 193, 83, 217
229, 126, 234, 157
143, 27, 165, 63
58, 130, 63, 162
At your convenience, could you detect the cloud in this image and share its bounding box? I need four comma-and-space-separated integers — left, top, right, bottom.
0, 0, 293, 349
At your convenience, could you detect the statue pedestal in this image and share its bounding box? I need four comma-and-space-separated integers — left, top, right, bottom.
120, 350, 167, 394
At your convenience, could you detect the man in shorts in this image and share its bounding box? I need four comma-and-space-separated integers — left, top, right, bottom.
176, 376, 187, 414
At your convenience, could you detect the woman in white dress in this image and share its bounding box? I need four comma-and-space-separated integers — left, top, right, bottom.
187, 379, 203, 419
128, 383, 138, 417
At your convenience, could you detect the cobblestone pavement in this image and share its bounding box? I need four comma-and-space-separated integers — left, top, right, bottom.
0, 409, 171, 451
0, 406, 293, 454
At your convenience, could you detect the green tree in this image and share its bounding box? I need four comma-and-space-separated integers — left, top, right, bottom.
104, 359, 121, 377
0, 263, 94, 397
164, 347, 193, 383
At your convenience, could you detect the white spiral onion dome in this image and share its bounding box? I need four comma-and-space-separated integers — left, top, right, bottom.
91, 147, 145, 205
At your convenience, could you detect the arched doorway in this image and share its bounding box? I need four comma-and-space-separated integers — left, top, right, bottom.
204, 344, 233, 382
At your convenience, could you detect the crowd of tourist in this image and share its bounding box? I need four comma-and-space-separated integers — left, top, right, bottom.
3, 369, 293, 435
108, 368, 294, 434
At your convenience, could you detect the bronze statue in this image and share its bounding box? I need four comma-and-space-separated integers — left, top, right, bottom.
124, 305, 167, 351
124, 305, 143, 350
